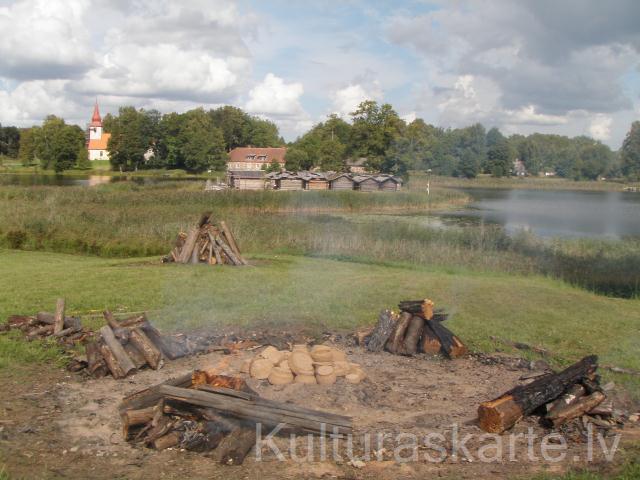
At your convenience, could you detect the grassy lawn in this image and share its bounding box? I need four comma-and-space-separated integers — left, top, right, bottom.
1, 248, 638, 395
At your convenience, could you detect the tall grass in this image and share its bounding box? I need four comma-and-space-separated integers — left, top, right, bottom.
0, 182, 638, 297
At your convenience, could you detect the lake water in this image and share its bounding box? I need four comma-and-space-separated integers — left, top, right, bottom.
445, 188, 640, 239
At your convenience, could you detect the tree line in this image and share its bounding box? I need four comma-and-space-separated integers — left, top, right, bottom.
6, 101, 640, 180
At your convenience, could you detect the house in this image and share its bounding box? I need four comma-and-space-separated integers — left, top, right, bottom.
329, 173, 356, 190
86, 101, 111, 161
346, 157, 368, 174
303, 171, 330, 190
276, 171, 304, 191
227, 170, 267, 190
377, 175, 403, 191
227, 147, 287, 171
513, 159, 527, 177
355, 175, 380, 192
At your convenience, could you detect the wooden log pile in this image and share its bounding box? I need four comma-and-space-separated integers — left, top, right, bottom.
362, 299, 468, 359
119, 369, 353, 465
162, 213, 247, 266
2, 298, 91, 346
478, 355, 620, 433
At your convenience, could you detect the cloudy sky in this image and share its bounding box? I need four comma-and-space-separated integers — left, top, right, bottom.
0, 0, 639, 147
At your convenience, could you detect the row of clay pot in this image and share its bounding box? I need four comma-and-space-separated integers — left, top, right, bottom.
242, 344, 366, 386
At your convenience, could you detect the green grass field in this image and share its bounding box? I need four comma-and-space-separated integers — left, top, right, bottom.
1, 248, 638, 396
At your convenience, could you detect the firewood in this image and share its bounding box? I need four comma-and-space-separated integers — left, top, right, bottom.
215, 236, 242, 266
365, 310, 396, 352
478, 355, 599, 433
139, 322, 188, 360
589, 399, 613, 417
7, 315, 34, 328
547, 391, 606, 427
100, 343, 126, 379
426, 319, 467, 358
398, 299, 434, 320
214, 427, 256, 465
152, 431, 182, 450
53, 298, 65, 335
420, 321, 442, 355
219, 221, 247, 265
119, 314, 148, 329
123, 343, 148, 369
198, 212, 212, 228
103, 310, 120, 330
119, 373, 194, 412
403, 315, 424, 355
178, 228, 199, 264
211, 236, 223, 265
385, 311, 412, 354
99, 325, 136, 378
121, 406, 156, 437
545, 383, 586, 414
26, 324, 54, 338
86, 341, 108, 378
52, 325, 81, 338
129, 328, 162, 370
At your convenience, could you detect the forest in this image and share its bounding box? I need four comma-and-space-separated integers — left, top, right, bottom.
4, 101, 640, 181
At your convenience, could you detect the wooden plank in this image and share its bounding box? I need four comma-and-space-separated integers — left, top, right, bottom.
53, 298, 65, 335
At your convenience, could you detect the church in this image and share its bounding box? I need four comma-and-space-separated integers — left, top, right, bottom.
86, 101, 111, 160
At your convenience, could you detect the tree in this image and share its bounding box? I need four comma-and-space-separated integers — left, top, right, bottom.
486, 128, 513, 177
263, 159, 282, 173
242, 117, 283, 147
284, 147, 310, 171
457, 148, 480, 178
180, 108, 226, 172
621, 121, 640, 180
451, 123, 486, 178
76, 143, 91, 170
18, 128, 37, 166
0, 124, 20, 157
32, 116, 85, 172
577, 143, 613, 180
107, 107, 159, 171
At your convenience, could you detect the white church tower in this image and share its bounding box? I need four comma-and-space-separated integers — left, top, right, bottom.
87, 100, 111, 161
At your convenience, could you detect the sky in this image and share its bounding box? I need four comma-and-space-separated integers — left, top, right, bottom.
0, 0, 639, 148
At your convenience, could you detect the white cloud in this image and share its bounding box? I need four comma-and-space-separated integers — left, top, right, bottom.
0, 80, 79, 126
0, 0, 93, 79
330, 82, 383, 118
589, 114, 613, 141
245, 73, 305, 117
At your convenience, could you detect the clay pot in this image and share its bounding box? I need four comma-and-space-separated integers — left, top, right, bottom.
332, 361, 349, 377
292, 344, 309, 353
268, 367, 294, 385
294, 374, 317, 384
289, 351, 314, 375
310, 345, 333, 363
277, 357, 292, 372
315, 365, 337, 385
331, 348, 347, 362
345, 372, 363, 384
260, 346, 285, 364
250, 358, 274, 379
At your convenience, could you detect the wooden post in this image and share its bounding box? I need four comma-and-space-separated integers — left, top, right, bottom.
53, 298, 65, 335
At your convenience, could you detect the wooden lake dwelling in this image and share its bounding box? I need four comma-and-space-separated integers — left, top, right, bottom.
329, 173, 356, 190
277, 172, 304, 191
377, 175, 403, 191
227, 170, 267, 190
305, 172, 330, 190
355, 175, 381, 192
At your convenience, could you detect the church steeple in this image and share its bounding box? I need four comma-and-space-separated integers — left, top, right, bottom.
90, 100, 102, 127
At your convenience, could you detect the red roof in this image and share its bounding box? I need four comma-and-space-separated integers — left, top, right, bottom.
88, 133, 111, 150
228, 147, 287, 164
90, 101, 102, 127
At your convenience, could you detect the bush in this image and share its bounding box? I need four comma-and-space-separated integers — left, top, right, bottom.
6, 230, 27, 249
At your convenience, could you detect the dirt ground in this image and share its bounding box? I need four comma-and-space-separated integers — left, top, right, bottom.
1, 339, 638, 480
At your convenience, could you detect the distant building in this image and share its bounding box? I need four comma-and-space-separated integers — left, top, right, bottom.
346, 157, 368, 174
227, 170, 267, 190
87, 101, 111, 161
227, 147, 287, 171
513, 159, 527, 177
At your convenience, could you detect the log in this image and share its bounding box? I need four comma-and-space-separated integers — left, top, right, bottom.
211, 237, 223, 265
385, 311, 412, 354
152, 431, 182, 450
426, 319, 467, 358
100, 343, 126, 379
219, 221, 247, 265
398, 299, 434, 320
190, 241, 200, 264
216, 236, 242, 266
99, 325, 136, 378
129, 328, 162, 370
365, 310, 396, 352
103, 310, 120, 330
589, 398, 613, 417
27, 324, 54, 338
52, 325, 81, 338
547, 391, 606, 427
420, 321, 442, 355
478, 355, 599, 433
403, 315, 424, 355
214, 427, 256, 465
121, 406, 155, 434
139, 323, 188, 360
123, 343, 148, 369
157, 385, 353, 435
178, 228, 199, 264
119, 314, 147, 329
198, 212, 212, 228
545, 383, 585, 413
119, 373, 193, 412
53, 298, 65, 335
86, 341, 108, 378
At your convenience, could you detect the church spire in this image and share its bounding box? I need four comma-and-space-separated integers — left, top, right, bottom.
90, 99, 102, 127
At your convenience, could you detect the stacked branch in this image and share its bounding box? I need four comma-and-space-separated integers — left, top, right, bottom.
119, 370, 353, 464
363, 299, 467, 359
3, 298, 90, 346
163, 213, 247, 266
478, 355, 617, 433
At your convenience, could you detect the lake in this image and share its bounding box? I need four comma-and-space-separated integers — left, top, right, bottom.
445, 188, 640, 239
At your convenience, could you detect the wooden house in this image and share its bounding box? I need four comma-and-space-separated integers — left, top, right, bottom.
227, 147, 287, 171
377, 175, 403, 191
355, 175, 381, 192
301, 171, 330, 190
329, 173, 356, 190
227, 170, 267, 190
278, 173, 304, 191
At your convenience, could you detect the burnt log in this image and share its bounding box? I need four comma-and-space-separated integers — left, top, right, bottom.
545, 383, 586, 413
547, 391, 606, 427
365, 310, 396, 352
129, 328, 162, 369
214, 427, 256, 465
99, 325, 136, 378
426, 319, 467, 358
403, 315, 424, 355
478, 355, 599, 433
398, 299, 434, 320
123, 343, 148, 369
119, 373, 194, 413
86, 341, 108, 378
152, 431, 182, 450
420, 321, 442, 355
385, 311, 412, 354
139, 323, 188, 360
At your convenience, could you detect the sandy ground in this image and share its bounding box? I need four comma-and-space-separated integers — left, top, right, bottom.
1, 340, 637, 479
